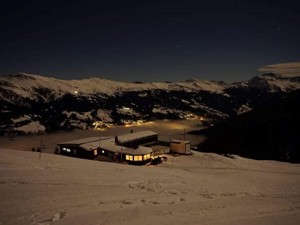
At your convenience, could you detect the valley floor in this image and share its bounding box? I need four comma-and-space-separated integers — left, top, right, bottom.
0, 148, 299, 225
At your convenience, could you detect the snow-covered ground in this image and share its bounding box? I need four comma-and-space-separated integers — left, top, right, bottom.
0, 148, 299, 225
0, 119, 206, 153
1, 119, 299, 225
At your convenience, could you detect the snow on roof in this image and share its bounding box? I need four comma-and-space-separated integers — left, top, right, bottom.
59, 136, 112, 145
98, 138, 127, 153
80, 142, 99, 151
117, 131, 158, 144
58, 131, 156, 154
59, 132, 154, 155
97, 138, 152, 155
122, 146, 153, 155
171, 140, 191, 144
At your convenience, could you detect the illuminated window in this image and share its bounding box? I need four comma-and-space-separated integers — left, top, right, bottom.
134, 155, 143, 161
62, 147, 71, 152
144, 154, 151, 160
93, 149, 97, 156
126, 155, 133, 161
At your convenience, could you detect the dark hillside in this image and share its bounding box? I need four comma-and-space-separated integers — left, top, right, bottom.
191, 89, 300, 162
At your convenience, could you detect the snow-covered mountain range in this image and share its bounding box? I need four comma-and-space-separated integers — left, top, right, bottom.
1, 72, 299, 134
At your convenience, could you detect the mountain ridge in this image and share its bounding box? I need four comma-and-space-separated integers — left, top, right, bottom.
1, 72, 299, 135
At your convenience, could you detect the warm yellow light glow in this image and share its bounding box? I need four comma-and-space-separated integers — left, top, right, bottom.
144, 154, 151, 160
134, 155, 143, 161
183, 113, 205, 121
93, 121, 112, 130
123, 120, 154, 127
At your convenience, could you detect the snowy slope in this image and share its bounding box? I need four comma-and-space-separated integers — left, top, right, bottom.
1, 72, 299, 103
0, 73, 227, 102
231, 73, 300, 92
0, 72, 299, 134
0, 148, 299, 225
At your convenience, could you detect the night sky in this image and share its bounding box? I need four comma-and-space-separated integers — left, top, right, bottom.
0, 0, 299, 82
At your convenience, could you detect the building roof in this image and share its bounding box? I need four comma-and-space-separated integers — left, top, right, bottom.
119, 146, 152, 155
99, 138, 128, 153
117, 131, 158, 144
59, 131, 156, 155
171, 140, 191, 144
59, 136, 112, 145
98, 138, 152, 155
80, 142, 100, 151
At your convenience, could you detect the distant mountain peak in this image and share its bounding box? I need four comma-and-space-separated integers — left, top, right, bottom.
5, 72, 37, 80
1, 72, 300, 135
261, 72, 300, 79
184, 78, 200, 83
261, 72, 279, 77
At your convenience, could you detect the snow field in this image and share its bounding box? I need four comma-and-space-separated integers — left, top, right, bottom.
0, 148, 299, 225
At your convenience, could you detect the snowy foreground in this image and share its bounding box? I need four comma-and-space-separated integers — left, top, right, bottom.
0, 148, 300, 225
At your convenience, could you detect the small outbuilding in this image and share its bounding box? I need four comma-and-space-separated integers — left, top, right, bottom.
170, 140, 191, 155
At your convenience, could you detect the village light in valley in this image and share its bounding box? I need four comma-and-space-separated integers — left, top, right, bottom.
123, 120, 154, 127
93, 121, 109, 130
